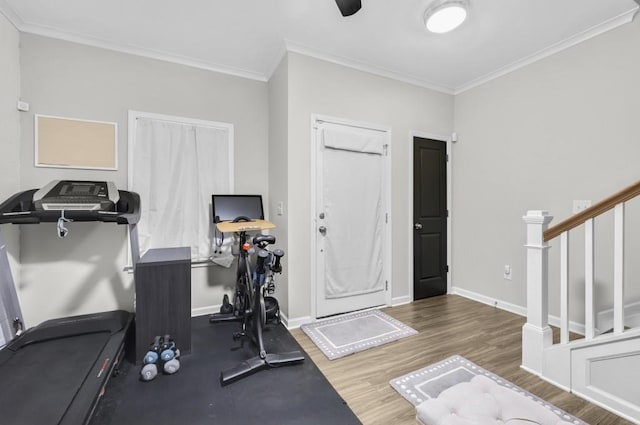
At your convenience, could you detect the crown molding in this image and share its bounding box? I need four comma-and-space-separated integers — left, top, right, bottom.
285, 39, 454, 95
0, 0, 23, 29
25, 22, 269, 81
0, 0, 268, 82
454, 8, 638, 94
2, 0, 636, 94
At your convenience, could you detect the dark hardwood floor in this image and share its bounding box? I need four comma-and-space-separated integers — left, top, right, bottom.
291, 294, 632, 425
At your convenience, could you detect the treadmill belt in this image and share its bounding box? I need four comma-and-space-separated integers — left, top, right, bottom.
0, 331, 110, 424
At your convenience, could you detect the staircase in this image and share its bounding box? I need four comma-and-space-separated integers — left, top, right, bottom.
522, 181, 640, 424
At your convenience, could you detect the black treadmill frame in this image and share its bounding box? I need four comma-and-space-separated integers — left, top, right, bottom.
0, 183, 141, 425
0, 310, 133, 425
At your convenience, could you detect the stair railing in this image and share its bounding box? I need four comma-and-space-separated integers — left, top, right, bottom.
522, 180, 640, 374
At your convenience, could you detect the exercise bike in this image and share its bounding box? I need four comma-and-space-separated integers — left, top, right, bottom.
209, 216, 304, 385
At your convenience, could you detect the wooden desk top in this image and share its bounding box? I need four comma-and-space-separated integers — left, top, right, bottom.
216, 219, 275, 233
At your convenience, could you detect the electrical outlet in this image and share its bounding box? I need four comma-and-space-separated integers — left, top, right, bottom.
503, 265, 512, 280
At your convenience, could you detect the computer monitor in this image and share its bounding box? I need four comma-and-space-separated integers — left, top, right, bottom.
212, 194, 264, 223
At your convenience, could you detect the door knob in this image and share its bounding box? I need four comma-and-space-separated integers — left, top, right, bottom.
414, 223, 422, 230
319, 226, 327, 235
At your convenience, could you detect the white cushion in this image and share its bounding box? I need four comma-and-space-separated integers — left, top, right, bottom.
416, 375, 576, 425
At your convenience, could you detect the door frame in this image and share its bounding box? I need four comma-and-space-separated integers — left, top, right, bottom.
310, 114, 392, 320
408, 131, 454, 301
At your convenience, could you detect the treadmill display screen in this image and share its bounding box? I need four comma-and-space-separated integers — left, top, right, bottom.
212, 195, 264, 223
60, 182, 102, 196
33, 180, 119, 211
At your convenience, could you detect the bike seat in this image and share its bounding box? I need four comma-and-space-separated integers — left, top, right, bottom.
253, 234, 276, 246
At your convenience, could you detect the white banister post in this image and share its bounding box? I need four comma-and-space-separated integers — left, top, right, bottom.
613, 203, 625, 334
522, 210, 554, 374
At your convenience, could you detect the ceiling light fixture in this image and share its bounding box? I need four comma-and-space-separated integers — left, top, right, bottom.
335, 0, 362, 17
424, 0, 469, 34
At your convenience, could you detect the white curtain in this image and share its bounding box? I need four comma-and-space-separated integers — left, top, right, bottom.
131, 117, 232, 261
321, 124, 385, 298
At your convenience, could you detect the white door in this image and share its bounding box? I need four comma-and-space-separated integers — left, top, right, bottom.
314, 118, 389, 318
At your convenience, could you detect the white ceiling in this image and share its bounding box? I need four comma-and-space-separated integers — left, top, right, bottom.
1, 0, 638, 93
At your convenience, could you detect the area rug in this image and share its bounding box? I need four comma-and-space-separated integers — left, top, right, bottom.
301, 309, 417, 360
390, 355, 587, 425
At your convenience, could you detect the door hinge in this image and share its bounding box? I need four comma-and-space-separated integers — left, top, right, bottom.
385, 281, 388, 291
446, 265, 449, 273
445, 210, 449, 217
383, 144, 389, 156
385, 212, 388, 223
446, 154, 449, 162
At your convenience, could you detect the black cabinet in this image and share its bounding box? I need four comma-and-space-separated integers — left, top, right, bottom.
134, 247, 191, 363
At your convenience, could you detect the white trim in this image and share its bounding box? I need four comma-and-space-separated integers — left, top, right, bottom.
571, 387, 640, 425
408, 131, 453, 301
286, 40, 453, 95
0, 0, 23, 30
560, 231, 570, 344
451, 286, 527, 317
191, 305, 218, 317
597, 301, 640, 333
451, 286, 587, 336
34, 114, 118, 171
585, 218, 595, 340
392, 295, 412, 307
521, 366, 572, 393
310, 114, 393, 319
613, 203, 624, 334
2, 0, 635, 94
454, 9, 637, 94
281, 312, 313, 330
2, 9, 267, 82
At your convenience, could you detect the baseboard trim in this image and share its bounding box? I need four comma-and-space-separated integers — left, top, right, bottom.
597, 301, 640, 332
571, 388, 639, 424
191, 305, 220, 317
450, 287, 526, 316
281, 313, 313, 330
451, 286, 586, 336
392, 295, 412, 307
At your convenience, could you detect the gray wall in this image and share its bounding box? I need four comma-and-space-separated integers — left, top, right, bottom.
11, 16, 639, 328
0, 14, 20, 201
0, 12, 21, 340
285, 52, 454, 320
267, 56, 290, 316
18, 34, 269, 326
453, 17, 640, 323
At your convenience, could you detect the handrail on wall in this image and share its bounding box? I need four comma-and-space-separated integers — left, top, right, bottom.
544, 180, 640, 242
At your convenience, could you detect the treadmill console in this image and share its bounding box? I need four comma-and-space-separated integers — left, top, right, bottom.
33, 180, 119, 211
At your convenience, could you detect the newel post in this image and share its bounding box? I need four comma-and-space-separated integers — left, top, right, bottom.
522, 210, 554, 374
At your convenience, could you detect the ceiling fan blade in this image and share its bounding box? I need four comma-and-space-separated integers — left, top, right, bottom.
335, 0, 362, 17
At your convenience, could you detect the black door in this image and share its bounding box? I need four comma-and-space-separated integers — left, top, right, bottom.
413, 137, 447, 299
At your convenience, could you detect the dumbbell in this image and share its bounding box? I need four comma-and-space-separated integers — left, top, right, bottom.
160, 335, 176, 362
140, 335, 163, 381
163, 348, 181, 375
272, 249, 284, 273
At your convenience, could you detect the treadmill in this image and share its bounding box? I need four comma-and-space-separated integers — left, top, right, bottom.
0, 180, 140, 425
